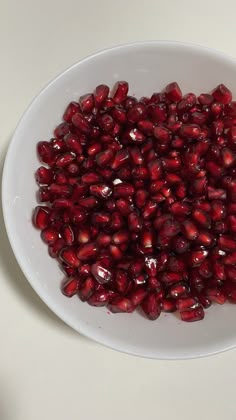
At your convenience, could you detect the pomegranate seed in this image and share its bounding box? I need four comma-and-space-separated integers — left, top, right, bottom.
41, 227, 59, 244
62, 276, 80, 297
129, 287, 148, 306
81, 172, 101, 184
88, 290, 110, 307
212, 83, 232, 104
72, 113, 91, 134
141, 293, 161, 320
64, 134, 82, 155
218, 235, 236, 251
91, 262, 112, 284
192, 209, 211, 229
78, 276, 95, 301
176, 297, 199, 311
33, 206, 50, 229
182, 220, 199, 240
205, 288, 226, 304
79, 93, 94, 112
180, 306, 204, 322
94, 84, 109, 105
96, 149, 114, 167
109, 296, 134, 313
165, 82, 182, 102
189, 248, 208, 267
77, 242, 98, 261
36, 166, 53, 185
89, 184, 112, 199
112, 81, 129, 104
179, 124, 201, 139
162, 298, 176, 312
78, 196, 98, 210
111, 149, 130, 170
60, 247, 80, 267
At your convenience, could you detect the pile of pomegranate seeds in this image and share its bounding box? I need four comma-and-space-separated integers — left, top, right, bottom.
33, 81, 236, 322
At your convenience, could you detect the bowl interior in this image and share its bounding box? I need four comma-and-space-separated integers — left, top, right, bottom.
3, 41, 236, 359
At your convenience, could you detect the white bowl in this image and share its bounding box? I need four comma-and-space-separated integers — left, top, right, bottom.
3, 40, 236, 359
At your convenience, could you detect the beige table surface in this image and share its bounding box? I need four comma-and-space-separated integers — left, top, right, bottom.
1, 0, 236, 419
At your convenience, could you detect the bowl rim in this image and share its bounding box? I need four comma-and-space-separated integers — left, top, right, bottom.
3, 40, 236, 360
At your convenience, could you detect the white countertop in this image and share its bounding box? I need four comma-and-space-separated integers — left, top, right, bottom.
1, 0, 236, 419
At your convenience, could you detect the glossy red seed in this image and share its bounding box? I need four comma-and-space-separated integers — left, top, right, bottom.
180, 306, 204, 322
72, 113, 91, 134
41, 227, 59, 244
212, 83, 232, 104
112, 81, 129, 104
77, 242, 98, 261
33, 206, 50, 229
78, 276, 95, 301
141, 293, 161, 320
165, 82, 182, 102
179, 124, 201, 139
182, 220, 199, 240
205, 288, 226, 304
62, 276, 80, 297
60, 247, 80, 267
109, 296, 134, 313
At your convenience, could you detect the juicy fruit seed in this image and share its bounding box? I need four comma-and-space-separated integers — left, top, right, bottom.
34, 80, 236, 323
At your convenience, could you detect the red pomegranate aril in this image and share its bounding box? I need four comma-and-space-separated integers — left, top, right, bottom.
197, 230, 213, 247
177, 93, 196, 112
114, 270, 129, 293
33, 206, 50, 229
87, 290, 110, 307
95, 149, 114, 167
111, 149, 130, 170
147, 159, 162, 181
128, 212, 143, 232
141, 293, 161, 320
60, 224, 74, 246
81, 172, 100, 184
41, 227, 59, 245
38, 187, 50, 202
113, 182, 134, 197
78, 196, 98, 210
72, 113, 91, 135
112, 81, 129, 105
55, 152, 75, 168
127, 103, 146, 123
212, 83, 232, 104
189, 248, 208, 267
36, 166, 53, 185
161, 272, 183, 285
124, 127, 146, 144
148, 103, 167, 123
176, 297, 199, 311
172, 236, 190, 254
153, 126, 170, 142
77, 242, 98, 261
91, 262, 112, 284
179, 124, 201, 139
218, 235, 236, 251
78, 276, 95, 301
180, 306, 204, 322
169, 283, 189, 299
138, 120, 154, 135
170, 201, 191, 217
165, 82, 182, 102
109, 296, 134, 313
62, 276, 80, 297
129, 287, 148, 306
112, 230, 129, 245
192, 209, 211, 229
91, 212, 110, 226
63, 101, 80, 122
37, 141, 55, 166
205, 288, 226, 304
79, 93, 94, 112
161, 298, 176, 312
182, 220, 199, 240
54, 122, 71, 139
60, 247, 80, 268
89, 184, 112, 199
207, 186, 226, 201
94, 84, 109, 105
64, 133, 83, 155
